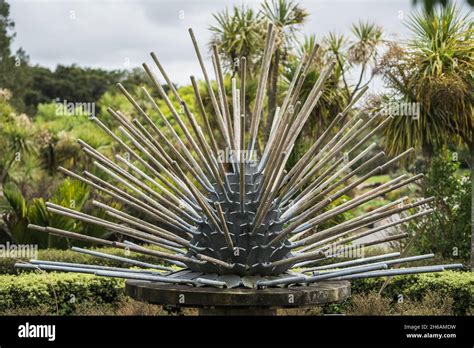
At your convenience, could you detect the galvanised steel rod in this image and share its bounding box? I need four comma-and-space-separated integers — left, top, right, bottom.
333, 264, 464, 281
248, 23, 276, 154
290, 197, 433, 249
81, 169, 193, 237
149, 51, 181, 102
239, 126, 246, 213
215, 202, 234, 250
92, 200, 189, 248
279, 111, 360, 202
180, 101, 224, 190
45, 204, 191, 248
232, 77, 242, 152
286, 151, 387, 222
70, 247, 174, 272
295, 198, 418, 250
101, 210, 189, 253
212, 45, 235, 148
269, 249, 325, 268
284, 142, 377, 220
293, 138, 375, 205
288, 174, 426, 236
59, 167, 186, 234
257, 263, 388, 288
28, 224, 201, 265
285, 149, 415, 225
119, 120, 213, 198
92, 161, 195, 231
301, 252, 401, 272
301, 262, 389, 285
139, 86, 211, 181
259, 107, 281, 171
123, 241, 188, 268
355, 232, 409, 248
49, 200, 191, 249
115, 154, 200, 217
190, 76, 220, 157
308, 253, 436, 274
196, 278, 227, 288
190, 75, 233, 194
188, 28, 232, 150
281, 117, 363, 203
140, 65, 214, 188
27, 259, 169, 275
16, 263, 199, 285
316, 208, 434, 253
115, 122, 211, 194
90, 116, 193, 201
86, 148, 197, 225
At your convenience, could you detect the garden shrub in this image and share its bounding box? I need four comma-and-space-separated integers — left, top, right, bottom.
394, 290, 454, 315
0, 272, 125, 315
409, 149, 471, 262
350, 271, 473, 315
346, 291, 392, 315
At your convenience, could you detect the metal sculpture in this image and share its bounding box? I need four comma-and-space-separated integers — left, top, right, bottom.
16, 25, 463, 289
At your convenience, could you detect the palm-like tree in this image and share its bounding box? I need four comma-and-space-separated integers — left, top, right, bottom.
0, 115, 36, 183
379, 4, 473, 267
260, 0, 308, 132
209, 5, 263, 75
381, 5, 472, 156
328, 21, 384, 103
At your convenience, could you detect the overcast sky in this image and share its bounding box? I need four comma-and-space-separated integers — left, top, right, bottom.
8, 0, 470, 87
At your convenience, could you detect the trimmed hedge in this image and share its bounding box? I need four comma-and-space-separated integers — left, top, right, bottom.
335, 271, 473, 315
0, 246, 170, 275
0, 272, 125, 315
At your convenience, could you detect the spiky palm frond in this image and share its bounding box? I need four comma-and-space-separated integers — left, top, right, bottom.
382, 4, 473, 156
261, 0, 309, 45
348, 21, 383, 65
209, 5, 263, 73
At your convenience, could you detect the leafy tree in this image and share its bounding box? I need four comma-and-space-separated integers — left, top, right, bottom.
377, 4, 473, 267
409, 149, 471, 262
413, 0, 474, 13
327, 21, 384, 103
260, 0, 308, 129
0, 0, 30, 111
210, 5, 263, 74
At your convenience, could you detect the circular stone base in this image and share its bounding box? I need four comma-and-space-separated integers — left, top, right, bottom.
125, 280, 350, 315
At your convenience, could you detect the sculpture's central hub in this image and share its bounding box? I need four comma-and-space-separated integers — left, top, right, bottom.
186, 162, 293, 276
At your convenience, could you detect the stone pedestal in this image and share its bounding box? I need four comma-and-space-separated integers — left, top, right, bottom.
125, 280, 350, 316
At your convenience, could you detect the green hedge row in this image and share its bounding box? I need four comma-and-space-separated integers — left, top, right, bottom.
0, 246, 169, 274
0, 272, 125, 315
336, 271, 473, 315
1, 268, 471, 315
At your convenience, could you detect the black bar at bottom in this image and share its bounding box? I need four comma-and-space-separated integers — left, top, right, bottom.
0, 315, 471, 346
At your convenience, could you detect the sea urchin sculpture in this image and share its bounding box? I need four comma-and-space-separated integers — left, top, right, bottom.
18, 25, 463, 289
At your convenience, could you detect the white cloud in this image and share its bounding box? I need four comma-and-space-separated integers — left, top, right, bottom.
8, 0, 471, 86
